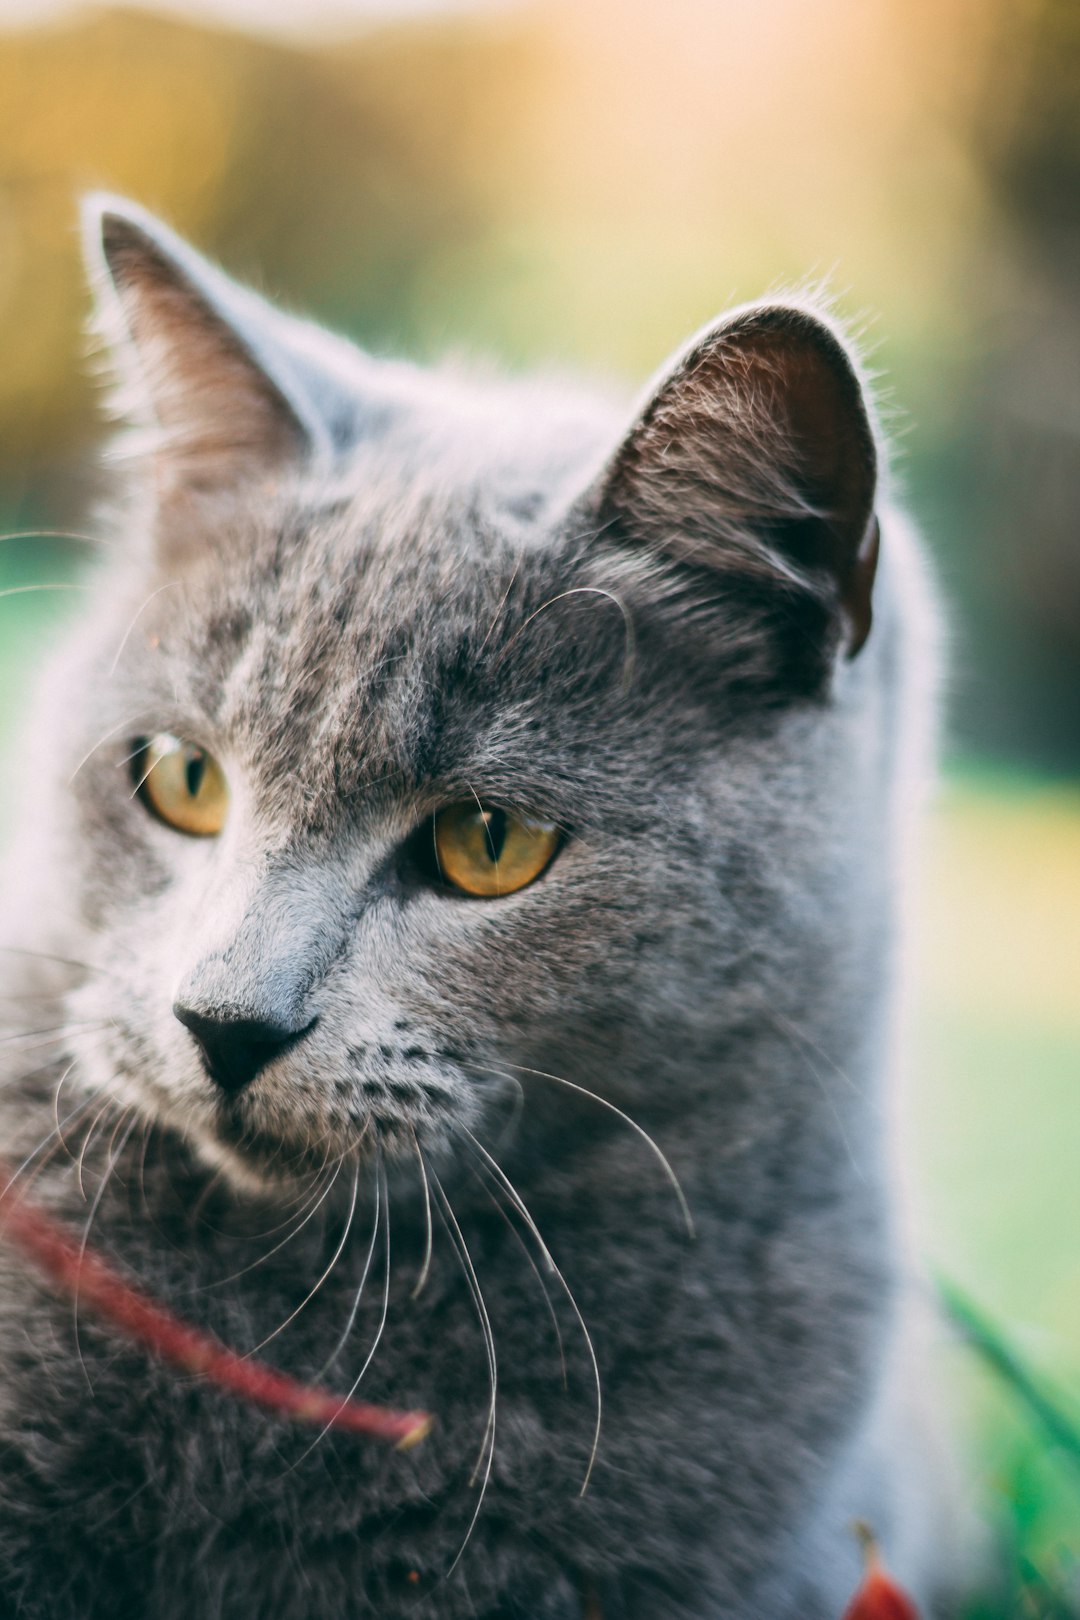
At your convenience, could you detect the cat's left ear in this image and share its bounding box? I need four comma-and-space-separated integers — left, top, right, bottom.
593, 301, 881, 660
82, 195, 361, 500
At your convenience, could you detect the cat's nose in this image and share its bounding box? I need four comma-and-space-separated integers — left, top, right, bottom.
173, 1003, 316, 1096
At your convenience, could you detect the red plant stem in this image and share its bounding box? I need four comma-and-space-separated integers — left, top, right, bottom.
0, 1159, 431, 1450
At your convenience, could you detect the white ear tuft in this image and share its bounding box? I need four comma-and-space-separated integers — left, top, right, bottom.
82, 194, 311, 499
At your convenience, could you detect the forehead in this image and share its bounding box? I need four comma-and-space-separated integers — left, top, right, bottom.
143, 472, 631, 834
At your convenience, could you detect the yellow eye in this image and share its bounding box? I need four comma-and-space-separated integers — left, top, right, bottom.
135, 734, 229, 837
433, 803, 560, 897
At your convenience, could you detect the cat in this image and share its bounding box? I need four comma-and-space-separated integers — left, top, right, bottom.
0, 195, 960, 1619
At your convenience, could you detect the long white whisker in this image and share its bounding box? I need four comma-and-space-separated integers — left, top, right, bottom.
338, 1157, 391, 1393
202, 1153, 344, 1289
74, 1109, 138, 1392
495, 585, 637, 692
0, 583, 90, 603
52, 1057, 81, 1141
468, 1155, 568, 1390
477, 552, 522, 654
315, 1162, 377, 1378
244, 1159, 353, 1356
409, 1126, 434, 1300
474, 1059, 695, 1239
0, 1088, 102, 1203
0, 529, 112, 549
761, 1007, 863, 1176
459, 1125, 601, 1493
0, 947, 103, 977
68, 712, 155, 787
75, 1096, 119, 1202
428, 1160, 497, 1574
0, 1020, 106, 1055
284, 1154, 392, 1473
108, 579, 183, 675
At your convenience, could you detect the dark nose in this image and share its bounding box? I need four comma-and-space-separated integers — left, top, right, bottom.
173, 1004, 316, 1096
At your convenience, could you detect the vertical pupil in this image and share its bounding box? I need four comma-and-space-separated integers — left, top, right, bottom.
482, 809, 507, 863
185, 751, 206, 799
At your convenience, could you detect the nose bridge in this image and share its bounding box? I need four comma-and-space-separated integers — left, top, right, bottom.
176, 858, 347, 1027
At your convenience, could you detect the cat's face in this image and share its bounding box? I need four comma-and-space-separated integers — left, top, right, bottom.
38, 198, 882, 1189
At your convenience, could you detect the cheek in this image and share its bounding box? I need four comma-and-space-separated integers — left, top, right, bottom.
69, 787, 175, 935
350, 868, 656, 1042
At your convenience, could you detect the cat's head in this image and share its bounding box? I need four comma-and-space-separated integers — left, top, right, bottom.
20, 197, 887, 1189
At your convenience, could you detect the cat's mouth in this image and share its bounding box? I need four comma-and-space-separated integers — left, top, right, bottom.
190, 1049, 481, 1187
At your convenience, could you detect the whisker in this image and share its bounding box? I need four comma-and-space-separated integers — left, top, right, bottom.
761, 1006, 863, 1176
494, 585, 637, 694
200, 1152, 344, 1289
0, 984, 87, 1002
52, 1057, 81, 1142
134, 1114, 155, 1222
0, 529, 112, 550
409, 1125, 434, 1300
190, 1143, 333, 1245
765, 1005, 862, 1094
0, 946, 102, 977
467, 1153, 568, 1391
471, 1059, 695, 1239
338, 1155, 391, 1394
108, 579, 183, 676
427, 1159, 497, 1573
459, 1125, 600, 1493
0, 1020, 105, 1054
74, 1109, 139, 1393
0, 583, 91, 604
114, 740, 150, 771
477, 552, 522, 655
283, 1151, 392, 1473
76, 1096, 121, 1203
68, 712, 156, 787
244, 1159, 354, 1357
0, 1088, 103, 1204
317, 1161, 380, 1378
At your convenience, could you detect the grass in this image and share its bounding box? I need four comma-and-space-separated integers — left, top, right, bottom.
906, 775, 1080, 1613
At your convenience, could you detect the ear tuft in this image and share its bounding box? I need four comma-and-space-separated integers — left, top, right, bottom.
82, 194, 311, 499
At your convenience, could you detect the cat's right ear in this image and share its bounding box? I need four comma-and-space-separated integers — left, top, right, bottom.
587, 300, 882, 673
81, 195, 361, 504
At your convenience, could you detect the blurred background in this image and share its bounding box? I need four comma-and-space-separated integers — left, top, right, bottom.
0, 0, 1077, 1603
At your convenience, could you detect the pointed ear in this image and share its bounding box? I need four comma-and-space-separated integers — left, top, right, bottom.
595, 302, 881, 659
82, 195, 351, 500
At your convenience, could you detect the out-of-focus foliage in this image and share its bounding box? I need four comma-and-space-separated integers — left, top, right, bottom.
954, 0, 1080, 766
906, 773, 1080, 1612
0, 0, 1075, 766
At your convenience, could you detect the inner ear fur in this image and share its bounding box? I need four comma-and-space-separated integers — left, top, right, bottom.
86, 199, 309, 501
597, 302, 881, 658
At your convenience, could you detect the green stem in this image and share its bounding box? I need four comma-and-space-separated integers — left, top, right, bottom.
936, 1274, 1080, 1478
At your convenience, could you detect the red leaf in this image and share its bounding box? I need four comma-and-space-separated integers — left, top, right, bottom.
840, 1524, 922, 1620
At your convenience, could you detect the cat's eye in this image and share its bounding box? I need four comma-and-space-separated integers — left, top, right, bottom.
433, 803, 560, 897
134, 734, 229, 837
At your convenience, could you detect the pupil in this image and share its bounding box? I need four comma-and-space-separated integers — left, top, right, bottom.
185, 752, 206, 799
482, 809, 507, 863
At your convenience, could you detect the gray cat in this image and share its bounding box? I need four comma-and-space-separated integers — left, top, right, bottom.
0, 197, 958, 1618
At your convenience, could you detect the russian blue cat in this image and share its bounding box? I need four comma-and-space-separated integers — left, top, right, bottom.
0, 198, 955, 1618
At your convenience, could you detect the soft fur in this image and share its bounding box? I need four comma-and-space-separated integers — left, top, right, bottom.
0, 198, 952, 1618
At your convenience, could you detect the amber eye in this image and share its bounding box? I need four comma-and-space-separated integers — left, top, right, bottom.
134, 734, 229, 837
433, 803, 560, 897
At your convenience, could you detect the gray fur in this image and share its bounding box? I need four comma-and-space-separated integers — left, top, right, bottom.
0, 199, 956, 1618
